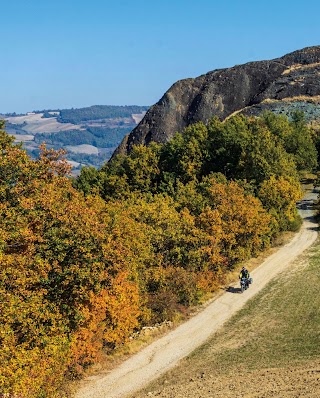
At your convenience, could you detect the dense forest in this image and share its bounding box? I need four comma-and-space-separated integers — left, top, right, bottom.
1, 111, 319, 397
34, 126, 133, 149
32, 126, 135, 170
58, 105, 149, 124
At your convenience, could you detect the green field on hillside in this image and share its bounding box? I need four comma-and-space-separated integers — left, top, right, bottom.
203, 245, 320, 370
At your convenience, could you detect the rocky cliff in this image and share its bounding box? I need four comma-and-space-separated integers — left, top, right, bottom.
113, 46, 320, 157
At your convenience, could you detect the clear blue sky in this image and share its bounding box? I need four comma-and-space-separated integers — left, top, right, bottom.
2, 0, 320, 114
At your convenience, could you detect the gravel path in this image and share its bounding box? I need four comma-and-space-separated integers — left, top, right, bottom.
75, 187, 318, 398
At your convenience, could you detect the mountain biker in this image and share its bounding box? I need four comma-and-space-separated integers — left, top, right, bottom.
239, 266, 250, 288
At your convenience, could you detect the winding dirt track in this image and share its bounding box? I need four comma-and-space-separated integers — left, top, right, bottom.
75, 187, 318, 398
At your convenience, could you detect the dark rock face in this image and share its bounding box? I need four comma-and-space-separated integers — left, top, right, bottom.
113, 46, 320, 157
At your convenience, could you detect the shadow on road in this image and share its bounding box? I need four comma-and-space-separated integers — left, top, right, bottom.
307, 226, 319, 231
225, 286, 242, 294
296, 199, 317, 211
302, 216, 319, 230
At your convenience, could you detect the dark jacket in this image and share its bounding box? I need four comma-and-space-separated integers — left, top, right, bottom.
239, 269, 249, 279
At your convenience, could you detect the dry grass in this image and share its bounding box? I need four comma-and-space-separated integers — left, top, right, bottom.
281, 62, 320, 75
65, 144, 99, 155
132, 112, 147, 124
5, 113, 83, 134
261, 95, 320, 104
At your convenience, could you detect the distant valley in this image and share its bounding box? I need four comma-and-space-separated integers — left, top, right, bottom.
2, 105, 148, 174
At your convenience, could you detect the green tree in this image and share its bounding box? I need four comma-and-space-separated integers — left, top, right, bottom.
263, 110, 317, 172
159, 122, 209, 184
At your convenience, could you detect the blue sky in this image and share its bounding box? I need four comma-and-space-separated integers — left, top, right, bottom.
2, 0, 320, 114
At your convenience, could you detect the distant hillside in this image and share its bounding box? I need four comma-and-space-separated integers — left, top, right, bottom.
2, 105, 148, 173
58, 105, 149, 124
113, 46, 320, 157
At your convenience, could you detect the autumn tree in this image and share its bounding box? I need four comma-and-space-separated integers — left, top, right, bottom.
199, 175, 272, 265
258, 175, 303, 232
0, 126, 145, 394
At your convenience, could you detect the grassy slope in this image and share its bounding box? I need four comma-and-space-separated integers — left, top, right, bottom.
131, 239, 320, 398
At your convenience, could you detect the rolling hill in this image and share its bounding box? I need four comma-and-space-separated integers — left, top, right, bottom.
2, 105, 148, 174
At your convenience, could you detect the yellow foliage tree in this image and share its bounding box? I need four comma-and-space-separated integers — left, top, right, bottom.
258, 175, 303, 232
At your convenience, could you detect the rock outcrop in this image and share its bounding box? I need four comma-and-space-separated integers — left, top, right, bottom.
113, 46, 320, 157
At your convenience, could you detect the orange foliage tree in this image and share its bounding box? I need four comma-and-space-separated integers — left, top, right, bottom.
0, 126, 145, 394
200, 175, 272, 266
258, 175, 303, 232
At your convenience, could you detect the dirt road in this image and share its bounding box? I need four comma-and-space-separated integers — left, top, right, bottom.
75, 187, 318, 398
